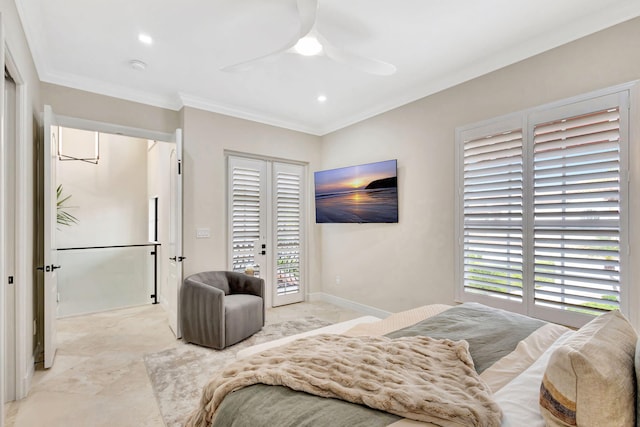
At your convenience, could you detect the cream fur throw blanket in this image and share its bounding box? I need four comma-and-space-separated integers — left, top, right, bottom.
184, 334, 502, 427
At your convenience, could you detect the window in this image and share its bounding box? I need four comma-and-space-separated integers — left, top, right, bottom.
456, 87, 630, 328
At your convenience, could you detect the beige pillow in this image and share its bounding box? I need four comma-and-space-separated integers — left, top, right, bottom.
539, 310, 637, 427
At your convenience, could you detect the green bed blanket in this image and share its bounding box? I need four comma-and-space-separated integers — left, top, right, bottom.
208, 302, 546, 427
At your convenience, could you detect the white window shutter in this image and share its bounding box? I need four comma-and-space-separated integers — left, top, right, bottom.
273, 163, 304, 297
532, 107, 622, 320
228, 157, 266, 274
461, 128, 524, 302
457, 87, 630, 327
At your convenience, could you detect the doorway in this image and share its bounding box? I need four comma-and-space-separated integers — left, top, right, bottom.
38, 107, 183, 368
227, 155, 306, 308
54, 129, 168, 317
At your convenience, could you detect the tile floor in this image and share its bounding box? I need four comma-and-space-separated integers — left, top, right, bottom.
4, 301, 362, 427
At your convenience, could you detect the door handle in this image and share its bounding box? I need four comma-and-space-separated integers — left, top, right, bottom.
51, 265, 61, 270
169, 256, 177, 261
177, 256, 186, 262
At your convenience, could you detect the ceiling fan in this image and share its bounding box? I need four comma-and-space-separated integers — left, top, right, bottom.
220, 0, 396, 76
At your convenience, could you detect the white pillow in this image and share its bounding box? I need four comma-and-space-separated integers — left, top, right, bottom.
494, 331, 574, 427
539, 310, 637, 427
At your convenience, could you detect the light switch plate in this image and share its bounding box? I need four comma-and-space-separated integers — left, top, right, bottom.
196, 227, 210, 238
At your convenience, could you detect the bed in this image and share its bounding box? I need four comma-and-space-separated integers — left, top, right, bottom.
184, 302, 639, 427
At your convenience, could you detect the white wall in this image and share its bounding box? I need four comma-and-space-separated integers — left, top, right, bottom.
55, 130, 151, 316
56, 130, 149, 247
320, 17, 640, 320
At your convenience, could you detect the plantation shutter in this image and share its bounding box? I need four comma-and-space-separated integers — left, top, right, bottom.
458, 89, 629, 326
273, 162, 304, 301
228, 157, 266, 274
461, 125, 524, 303
531, 100, 625, 324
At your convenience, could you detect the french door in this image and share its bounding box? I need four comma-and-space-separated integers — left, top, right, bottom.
227, 156, 306, 307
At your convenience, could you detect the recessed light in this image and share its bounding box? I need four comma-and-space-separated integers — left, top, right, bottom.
129, 59, 147, 71
294, 36, 323, 56
317, 94, 327, 103
138, 33, 153, 45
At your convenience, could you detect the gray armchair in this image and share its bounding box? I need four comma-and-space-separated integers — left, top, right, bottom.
180, 271, 265, 350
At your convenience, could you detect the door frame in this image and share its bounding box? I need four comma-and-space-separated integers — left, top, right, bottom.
4, 57, 18, 402
39, 113, 180, 360
225, 152, 308, 308
0, 16, 7, 417
2, 41, 31, 405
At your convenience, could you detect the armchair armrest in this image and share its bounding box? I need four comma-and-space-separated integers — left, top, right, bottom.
181, 274, 226, 349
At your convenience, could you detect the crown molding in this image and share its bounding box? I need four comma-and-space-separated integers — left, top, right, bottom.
179, 92, 324, 136
40, 69, 183, 111
16, 0, 640, 137
319, 6, 640, 135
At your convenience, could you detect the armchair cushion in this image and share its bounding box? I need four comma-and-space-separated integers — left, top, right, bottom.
225, 294, 264, 348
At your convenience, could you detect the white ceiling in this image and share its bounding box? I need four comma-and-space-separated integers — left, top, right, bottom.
15, 0, 640, 135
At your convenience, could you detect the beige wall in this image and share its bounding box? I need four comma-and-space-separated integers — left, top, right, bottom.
40, 83, 179, 134
320, 17, 640, 318
38, 87, 324, 298
181, 107, 323, 293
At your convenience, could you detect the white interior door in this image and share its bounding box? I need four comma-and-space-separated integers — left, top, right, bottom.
167, 129, 183, 337
228, 156, 305, 308
43, 105, 59, 369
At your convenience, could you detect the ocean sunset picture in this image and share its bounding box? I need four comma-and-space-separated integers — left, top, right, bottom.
314, 159, 398, 223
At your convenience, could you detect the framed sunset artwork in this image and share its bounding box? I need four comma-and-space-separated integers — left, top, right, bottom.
314, 159, 398, 223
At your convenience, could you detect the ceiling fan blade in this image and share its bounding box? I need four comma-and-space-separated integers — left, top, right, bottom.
317, 34, 396, 76
220, 48, 289, 73
221, 0, 318, 72
297, 0, 318, 37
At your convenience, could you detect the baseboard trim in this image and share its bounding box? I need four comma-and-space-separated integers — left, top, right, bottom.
308, 292, 392, 319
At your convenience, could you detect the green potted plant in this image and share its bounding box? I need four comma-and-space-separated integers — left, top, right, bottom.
56, 184, 78, 227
